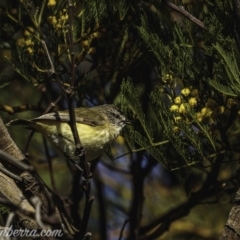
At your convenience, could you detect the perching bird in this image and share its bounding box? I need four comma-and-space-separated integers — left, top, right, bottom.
7, 104, 127, 162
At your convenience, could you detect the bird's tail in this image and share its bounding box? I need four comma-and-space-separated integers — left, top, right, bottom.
6, 119, 34, 127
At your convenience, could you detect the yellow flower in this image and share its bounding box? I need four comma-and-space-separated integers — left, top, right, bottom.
92, 32, 102, 39
181, 88, 190, 97
24, 27, 34, 36
81, 40, 90, 49
88, 47, 96, 54
170, 105, 179, 112
26, 47, 34, 54
47, 0, 56, 7
201, 108, 207, 115
196, 112, 203, 122
228, 98, 237, 105
173, 126, 180, 132
56, 23, 62, 29
162, 74, 173, 83
201, 107, 212, 117
179, 104, 187, 114
174, 116, 182, 122
60, 14, 68, 22
174, 96, 181, 104
217, 106, 225, 114
16, 38, 25, 47
165, 74, 172, 80
48, 16, 57, 25
188, 97, 197, 107
25, 39, 33, 46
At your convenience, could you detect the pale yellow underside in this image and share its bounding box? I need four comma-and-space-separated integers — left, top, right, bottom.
33, 121, 117, 162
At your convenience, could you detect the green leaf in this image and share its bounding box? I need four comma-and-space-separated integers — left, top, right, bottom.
120, 78, 154, 140
124, 128, 168, 168
208, 78, 238, 96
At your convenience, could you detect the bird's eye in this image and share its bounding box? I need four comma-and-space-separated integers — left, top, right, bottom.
112, 112, 119, 118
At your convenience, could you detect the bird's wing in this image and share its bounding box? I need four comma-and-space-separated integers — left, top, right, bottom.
33, 108, 106, 126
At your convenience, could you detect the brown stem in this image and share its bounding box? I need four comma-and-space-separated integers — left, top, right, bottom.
42, 136, 59, 195
66, 1, 92, 239
164, 0, 206, 30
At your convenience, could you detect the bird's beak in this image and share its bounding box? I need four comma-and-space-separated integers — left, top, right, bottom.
123, 120, 133, 125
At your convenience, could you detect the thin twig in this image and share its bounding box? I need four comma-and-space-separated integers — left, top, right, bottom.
164, 0, 206, 30
31, 196, 50, 229
0, 150, 33, 171
79, 184, 94, 239
69, 171, 83, 232
66, 6, 84, 155
118, 219, 130, 240
66, 1, 93, 238
24, 130, 35, 156
94, 175, 107, 239
128, 155, 154, 239
41, 40, 68, 100
0, 196, 63, 227
44, 95, 63, 114
0, 165, 23, 182
42, 136, 59, 195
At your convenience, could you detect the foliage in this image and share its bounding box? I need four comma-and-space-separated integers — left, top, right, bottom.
0, 0, 240, 239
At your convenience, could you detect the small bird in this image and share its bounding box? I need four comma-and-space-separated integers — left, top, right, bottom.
6, 104, 127, 162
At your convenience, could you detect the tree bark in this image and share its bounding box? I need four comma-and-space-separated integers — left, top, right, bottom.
221, 188, 240, 240
0, 117, 37, 229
